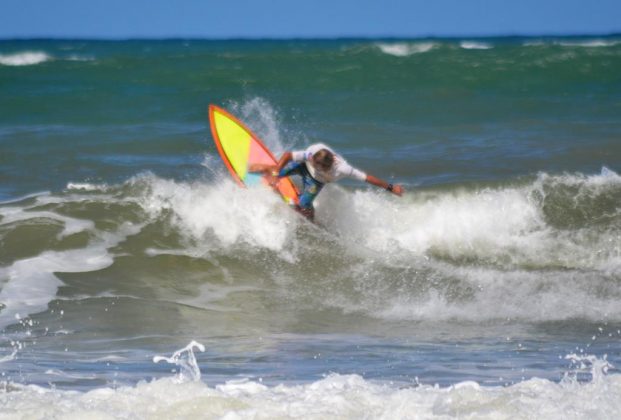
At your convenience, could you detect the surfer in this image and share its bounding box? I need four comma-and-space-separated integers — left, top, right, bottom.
250, 143, 403, 220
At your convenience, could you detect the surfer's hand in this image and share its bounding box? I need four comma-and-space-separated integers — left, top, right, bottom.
266, 173, 280, 188
391, 184, 404, 196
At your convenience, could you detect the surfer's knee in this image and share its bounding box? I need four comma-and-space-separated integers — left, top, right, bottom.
298, 192, 316, 208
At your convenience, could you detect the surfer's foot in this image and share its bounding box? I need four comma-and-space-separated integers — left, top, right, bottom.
295, 206, 315, 222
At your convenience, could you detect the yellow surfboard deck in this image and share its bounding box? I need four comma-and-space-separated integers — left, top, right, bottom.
209, 105, 299, 206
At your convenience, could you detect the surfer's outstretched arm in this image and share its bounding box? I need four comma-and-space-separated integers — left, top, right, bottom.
365, 174, 404, 196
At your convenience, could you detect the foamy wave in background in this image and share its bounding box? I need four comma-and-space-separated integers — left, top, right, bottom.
460, 41, 493, 50
1, 346, 618, 419
376, 42, 436, 56
557, 39, 621, 48
66, 54, 95, 62
0, 51, 95, 66
0, 51, 51, 66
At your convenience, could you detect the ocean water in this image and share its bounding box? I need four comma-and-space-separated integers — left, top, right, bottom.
1, 36, 621, 418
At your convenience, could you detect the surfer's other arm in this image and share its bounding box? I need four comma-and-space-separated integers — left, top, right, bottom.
364, 174, 404, 196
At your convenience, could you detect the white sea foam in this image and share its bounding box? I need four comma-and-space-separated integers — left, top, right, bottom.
376, 42, 436, 56
0, 208, 94, 239
0, 360, 618, 419
460, 41, 493, 50
320, 167, 621, 271
66, 182, 109, 192
136, 174, 299, 255
373, 266, 621, 322
0, 51, 96, 67
0, 51, 51, 66
313, 168, 621, 322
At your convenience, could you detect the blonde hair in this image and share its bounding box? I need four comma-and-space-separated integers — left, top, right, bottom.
313, 148, 334, 170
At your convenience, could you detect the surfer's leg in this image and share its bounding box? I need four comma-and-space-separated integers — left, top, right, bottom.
273, 161, 322, 221
296, 173, 324, 221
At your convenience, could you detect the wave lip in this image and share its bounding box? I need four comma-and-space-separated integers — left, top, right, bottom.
0, 51, 51, 66
376, 42, 436, 56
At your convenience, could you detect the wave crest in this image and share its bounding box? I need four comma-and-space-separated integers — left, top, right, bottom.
0, 51, 51, 66
376, 42, 436, 57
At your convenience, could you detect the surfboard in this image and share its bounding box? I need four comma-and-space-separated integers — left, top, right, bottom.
208, 105, 299, 205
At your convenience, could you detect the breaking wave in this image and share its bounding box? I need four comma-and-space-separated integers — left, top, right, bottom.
0, 342, 618, 419
0, 51, 51, 66
376, 42, 437, 56
1, 165, 620, 330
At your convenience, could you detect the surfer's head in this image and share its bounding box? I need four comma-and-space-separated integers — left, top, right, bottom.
312, 149, 334, 171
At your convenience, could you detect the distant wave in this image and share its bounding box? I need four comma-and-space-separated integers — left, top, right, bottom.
0, 51, 95, 66
523, 39, 621, 48
376, 42, 436, 57
66, 54, 95, 62
557, 39, 620, 47
0, 51, 51, 66
459, 41, 493, 50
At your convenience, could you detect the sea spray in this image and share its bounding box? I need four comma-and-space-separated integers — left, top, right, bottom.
228, 97, 299, 155
564, 353, 613, 384
153, 341, 206, 383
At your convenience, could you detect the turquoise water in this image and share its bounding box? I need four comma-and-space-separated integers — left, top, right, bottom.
1, 37, 621, 417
